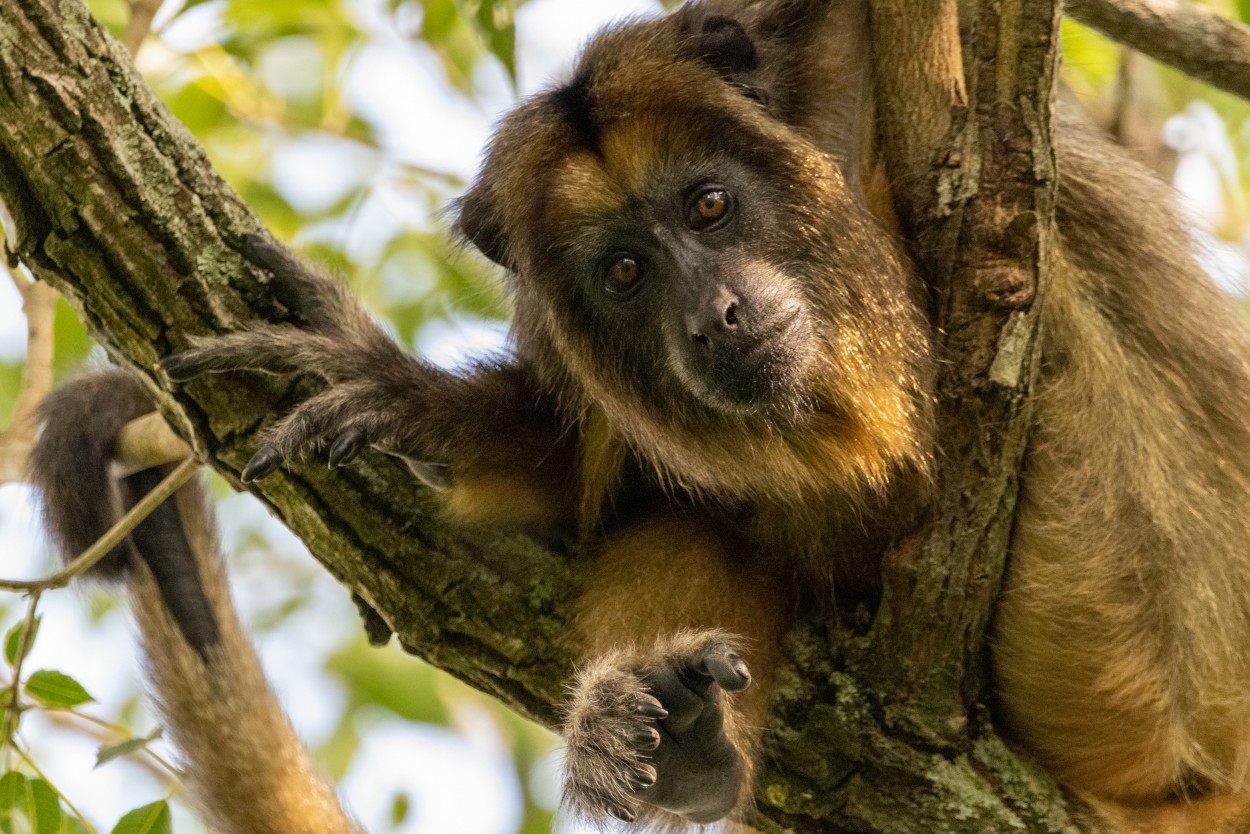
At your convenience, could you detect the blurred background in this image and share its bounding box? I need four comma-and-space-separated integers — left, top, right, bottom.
0, 0, 1249, 832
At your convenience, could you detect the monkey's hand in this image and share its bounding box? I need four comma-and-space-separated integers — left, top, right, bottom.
563, 631, 750, 826
161, 234, 541, 487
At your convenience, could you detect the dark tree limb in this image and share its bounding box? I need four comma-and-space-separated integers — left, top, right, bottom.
0, 0, 1100, 830
0, 0, 575, 725
1068, 0, 1250, 103
870, 0, 1062, 727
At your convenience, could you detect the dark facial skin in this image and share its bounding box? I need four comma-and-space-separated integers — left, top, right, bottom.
537, 156, 814, 421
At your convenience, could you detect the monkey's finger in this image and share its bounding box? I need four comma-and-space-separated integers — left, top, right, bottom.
634, 693, 669, 721
259, 385, 366, 464
241, 446, 284, 483
699, 650, 751, 692
628, 725, 662, 751
630, 763, 657, 789
163, 327, 341, 382
242, 233, 307, 277
242, 234, 355, 333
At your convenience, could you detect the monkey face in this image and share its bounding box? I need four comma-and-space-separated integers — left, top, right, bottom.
456, 4, 933, 498
549, 154, 819, 419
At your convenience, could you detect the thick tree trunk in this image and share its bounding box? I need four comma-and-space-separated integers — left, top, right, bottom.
0, 0, 1091, 831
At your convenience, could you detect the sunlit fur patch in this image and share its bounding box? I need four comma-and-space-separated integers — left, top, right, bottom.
549, 154, 622, 224
548, 115, 706, 235
544, 289, 928, 509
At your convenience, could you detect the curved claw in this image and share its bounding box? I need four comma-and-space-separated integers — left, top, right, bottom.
629, 726, 661, 751
630, 764, 658, 789
241, 445, 284, 483
327, 426, 369, 468
635, 694, 668, 721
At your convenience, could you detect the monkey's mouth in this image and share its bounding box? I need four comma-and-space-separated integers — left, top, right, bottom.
682, 314, 810, 416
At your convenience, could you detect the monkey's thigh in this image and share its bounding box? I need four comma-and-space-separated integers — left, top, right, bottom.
574, 514, 787, 695
567, 515, 788, 822
992, 526, 1210, 801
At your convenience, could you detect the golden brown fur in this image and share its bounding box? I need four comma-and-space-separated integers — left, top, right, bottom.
31, 372, 360, 834
993, 119, 1250, 829
35, 0, 1250, 831
463, 5, 1250, 825
133, 483, 360, 834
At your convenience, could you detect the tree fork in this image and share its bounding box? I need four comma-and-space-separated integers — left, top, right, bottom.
0, 0, 1098, 831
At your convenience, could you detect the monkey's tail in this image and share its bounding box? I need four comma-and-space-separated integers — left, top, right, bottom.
29, 370, 362, 834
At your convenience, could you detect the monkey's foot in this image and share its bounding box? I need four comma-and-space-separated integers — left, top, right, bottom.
562, 631, 750, 825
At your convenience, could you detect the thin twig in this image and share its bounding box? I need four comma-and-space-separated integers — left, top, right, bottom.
0, 266, 58, 484
46, 709, 181, 781
2, 594, 41, 757
121, 0, 163, 57
0, 458, 198, 594
115, 413, 192, 477
1067, 0, 1250, 103
13, 741, 100, 834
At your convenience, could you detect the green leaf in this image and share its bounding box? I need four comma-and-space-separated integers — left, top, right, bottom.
388, 791, 411, 826
0, 364, 21, 428
109, 801, 171, 834
29, 780, 65, 834
421, 0, 459, 41
0, 771, 31, 821
164, 82, 231, 138
95, 728, 163, 769
0, 772, 68, 834
52, 298, 95, 379
326, 635, 448, 725
25, 671, 94, 709
475, 0, 517, 83
83, 0, 129, 39
5, 617, 41, 665
1239, 0, 1250, 25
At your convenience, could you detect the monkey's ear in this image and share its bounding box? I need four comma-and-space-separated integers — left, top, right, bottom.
689, 15, 769, 104
694, 15, 759, 78
455, 185, 512, 269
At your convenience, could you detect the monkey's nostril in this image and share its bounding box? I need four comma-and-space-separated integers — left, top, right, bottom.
693, 332, 711, 347
724, 303, 738, 327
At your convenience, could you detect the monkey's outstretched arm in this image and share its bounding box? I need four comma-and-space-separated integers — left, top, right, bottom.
164, 235, 578, 531
30, 371, 362, 834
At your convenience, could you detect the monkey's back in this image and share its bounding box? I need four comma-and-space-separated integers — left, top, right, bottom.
995, 114, 1250, 812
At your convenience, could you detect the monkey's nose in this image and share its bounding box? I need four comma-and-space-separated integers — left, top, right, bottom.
688, 286, 741, 347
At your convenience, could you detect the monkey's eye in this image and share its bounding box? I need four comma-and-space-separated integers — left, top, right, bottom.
604, 254, 644, 298
688, 188, 733, 232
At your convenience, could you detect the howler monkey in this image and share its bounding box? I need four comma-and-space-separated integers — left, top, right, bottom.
31, 0, 1250, 831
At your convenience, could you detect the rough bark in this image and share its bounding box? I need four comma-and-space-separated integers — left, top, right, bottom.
0, 0, 1091, 831
1068, 0, 1250, 104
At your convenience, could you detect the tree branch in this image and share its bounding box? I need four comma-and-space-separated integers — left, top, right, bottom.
1067, 0, 1250, 103
0, 266, 57, 483
121, 0, 162, 57
0, 0, 1095, 830
0, 0, 163, 486
0, 0, 574, 726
